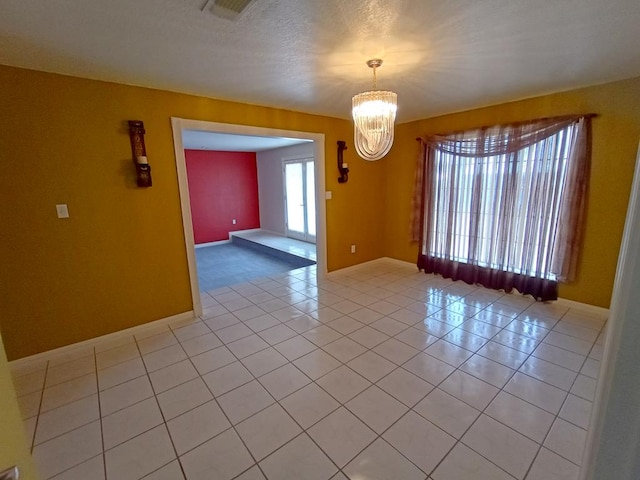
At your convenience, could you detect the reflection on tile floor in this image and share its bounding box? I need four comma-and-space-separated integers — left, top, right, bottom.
11, 260, 606, 480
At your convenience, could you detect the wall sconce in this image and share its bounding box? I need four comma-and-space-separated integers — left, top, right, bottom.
337, 140, 349, 183
128, 120, 152, 187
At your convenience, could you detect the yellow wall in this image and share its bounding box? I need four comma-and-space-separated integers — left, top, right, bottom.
0, 65, 385, 360
385, 77, 640, 308
2, 64, 639, 360
0, 334, 39, 479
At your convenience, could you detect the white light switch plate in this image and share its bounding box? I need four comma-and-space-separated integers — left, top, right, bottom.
325, 191, 332, 200
56, 204, 69, 218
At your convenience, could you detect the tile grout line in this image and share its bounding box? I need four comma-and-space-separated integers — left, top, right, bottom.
93, 347, 108, 480
521, 329, 602, 478
365, 288, 594, 479
28, 359, 49, 454
171, 310, 279, 480
131, 330, 190, 480
310, 281, 534, 477
293, 289, 508, 477
16, 264, 607, 480
170, 284, 592, 475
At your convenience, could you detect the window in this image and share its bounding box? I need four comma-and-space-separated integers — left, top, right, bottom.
413, 116, 591, 301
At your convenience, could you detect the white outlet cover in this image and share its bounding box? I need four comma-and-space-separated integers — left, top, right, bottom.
56, 204, 69, 218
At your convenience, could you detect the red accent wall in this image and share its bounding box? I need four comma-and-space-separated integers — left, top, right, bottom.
185, 149, 260, 244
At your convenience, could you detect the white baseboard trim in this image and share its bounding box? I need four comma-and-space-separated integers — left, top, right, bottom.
10, 261, 608, 368
9, 310, 196, 368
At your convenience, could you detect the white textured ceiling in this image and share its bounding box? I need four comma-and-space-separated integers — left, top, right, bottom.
1, 0, 639, 122
182, 130, 310, 151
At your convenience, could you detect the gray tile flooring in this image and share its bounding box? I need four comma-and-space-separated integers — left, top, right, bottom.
11, 260, 607, 480
196, 243, 316, 291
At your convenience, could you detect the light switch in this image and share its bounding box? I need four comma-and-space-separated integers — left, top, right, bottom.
56, 204, 69, 219
325, 191, 332, 200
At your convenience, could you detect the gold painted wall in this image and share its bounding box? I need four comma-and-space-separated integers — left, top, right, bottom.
0, 333, 39, 479
385, 77, 640, 308
0, 65, 385, 360
2, 63, 638, 359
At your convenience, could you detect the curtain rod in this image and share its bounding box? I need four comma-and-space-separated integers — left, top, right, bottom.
415, 113, 598, 141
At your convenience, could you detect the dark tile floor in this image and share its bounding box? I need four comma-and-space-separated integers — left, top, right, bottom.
196, 243, 316, 291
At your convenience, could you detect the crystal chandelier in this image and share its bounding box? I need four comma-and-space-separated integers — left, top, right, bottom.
352, 59, 398, 161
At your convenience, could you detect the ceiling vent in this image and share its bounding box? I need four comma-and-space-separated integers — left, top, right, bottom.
203, 0, 256, 21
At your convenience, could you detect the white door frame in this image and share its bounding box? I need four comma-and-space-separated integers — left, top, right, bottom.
170, 118, 327, 317
579, 141, 640, 479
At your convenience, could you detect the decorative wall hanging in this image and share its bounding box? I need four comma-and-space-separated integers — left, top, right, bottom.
337, 140, 349, 183
128, 120, 152, 187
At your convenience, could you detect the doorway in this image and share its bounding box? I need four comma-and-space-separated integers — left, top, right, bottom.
284, 158, 316, 243
170, 118, 327, 317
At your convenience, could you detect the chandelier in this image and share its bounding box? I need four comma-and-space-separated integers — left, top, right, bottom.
352, 59, 398, 161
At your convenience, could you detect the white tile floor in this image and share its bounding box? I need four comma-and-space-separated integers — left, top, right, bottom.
10, 260, 606, 480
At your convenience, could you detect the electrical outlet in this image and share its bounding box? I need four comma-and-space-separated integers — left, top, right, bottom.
351, 244, 356, 254
232, 219, 237, 225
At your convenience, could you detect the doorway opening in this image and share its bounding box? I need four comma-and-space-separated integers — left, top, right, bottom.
171, 118, 327, 317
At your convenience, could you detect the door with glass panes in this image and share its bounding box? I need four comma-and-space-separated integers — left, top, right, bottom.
283, 158, 316, 243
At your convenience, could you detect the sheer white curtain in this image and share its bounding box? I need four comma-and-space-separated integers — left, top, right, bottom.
411, 115, 592, 301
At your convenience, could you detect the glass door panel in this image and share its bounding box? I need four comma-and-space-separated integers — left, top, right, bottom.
284, 158, 316, 243
306, 161, 316, 240
285, 162, 305, 239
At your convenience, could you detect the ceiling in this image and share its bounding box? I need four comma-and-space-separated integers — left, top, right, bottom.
1, 0, 639, 123
182, 130, 311, 151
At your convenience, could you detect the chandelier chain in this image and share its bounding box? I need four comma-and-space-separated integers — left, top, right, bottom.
372, 64, 377, 90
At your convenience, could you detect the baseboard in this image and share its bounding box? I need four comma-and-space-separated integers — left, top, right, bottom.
10, 261, 607, 368
9, 310, 195, 368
